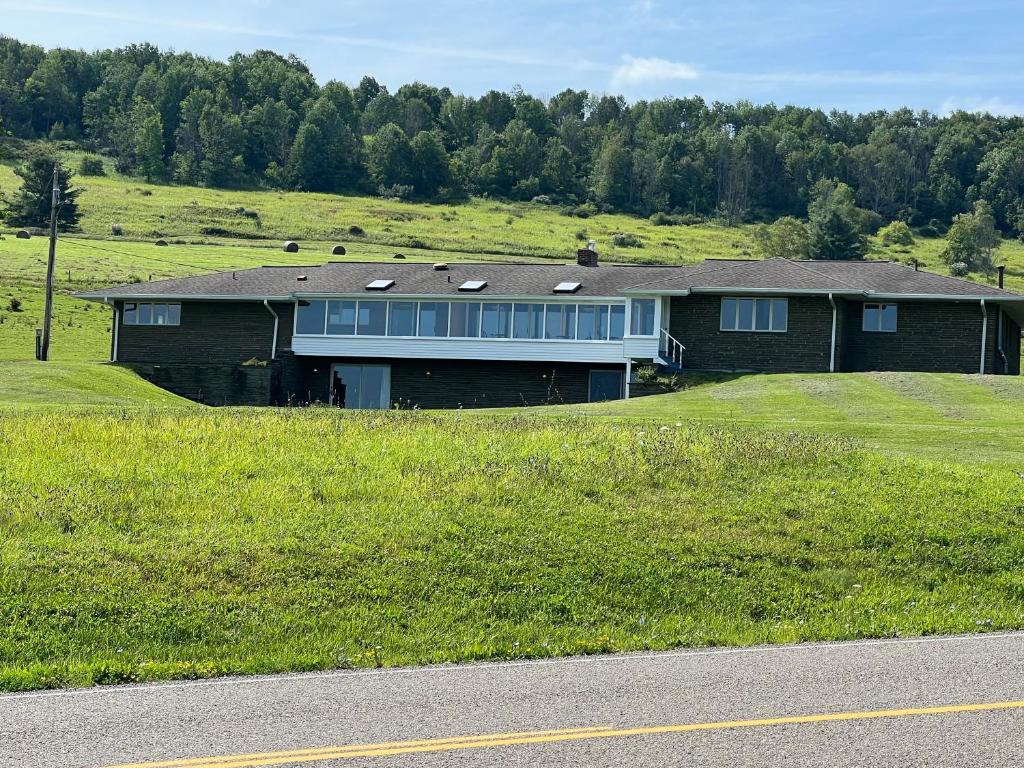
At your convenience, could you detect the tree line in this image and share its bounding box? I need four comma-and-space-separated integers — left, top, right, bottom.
2, 35, 1024, 241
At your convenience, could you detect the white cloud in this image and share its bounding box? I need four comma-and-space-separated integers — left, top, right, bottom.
939, 96, 1024, 117
610, 55, 699, 89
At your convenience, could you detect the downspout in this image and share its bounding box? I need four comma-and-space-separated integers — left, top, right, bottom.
827, 293, 837, 373
625, 359, 631, 400
979, 299, 987, 375
263, 300, 279, 360
103, 298, 119, 363
996, 306, 1007, 374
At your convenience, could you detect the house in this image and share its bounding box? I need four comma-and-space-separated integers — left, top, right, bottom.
75, 249, 1023, 408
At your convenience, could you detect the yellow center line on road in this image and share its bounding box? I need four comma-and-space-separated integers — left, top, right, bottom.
103, 700, 1024, 768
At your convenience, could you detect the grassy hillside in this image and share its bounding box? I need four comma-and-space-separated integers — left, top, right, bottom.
556, 372, 1024, 464
2, 409, 1022, 692
0, 361, 192, 406
1, 146, 1020, 365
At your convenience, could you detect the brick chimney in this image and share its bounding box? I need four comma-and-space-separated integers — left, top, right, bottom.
577, 239, 598, 267
997, 265, 1005, 289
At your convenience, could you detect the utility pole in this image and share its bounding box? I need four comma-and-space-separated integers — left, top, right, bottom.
39, 160, 60, 361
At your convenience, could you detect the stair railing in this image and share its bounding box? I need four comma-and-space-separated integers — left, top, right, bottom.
659, 327, 686, 367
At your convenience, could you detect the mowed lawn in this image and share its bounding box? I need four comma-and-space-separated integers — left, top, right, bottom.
1, 409, 1023, 693
559, 372, 1024, 464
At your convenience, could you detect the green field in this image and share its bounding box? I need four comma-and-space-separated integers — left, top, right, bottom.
2, 151, 1024, 693
2, 409, 1022, 693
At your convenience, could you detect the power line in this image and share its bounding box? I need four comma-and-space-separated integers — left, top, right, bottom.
59, 238, 237, 273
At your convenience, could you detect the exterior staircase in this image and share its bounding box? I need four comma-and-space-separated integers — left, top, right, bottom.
656, 328, 686, 372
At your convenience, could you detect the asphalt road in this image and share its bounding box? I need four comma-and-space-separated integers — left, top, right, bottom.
3, 632, 1023, 768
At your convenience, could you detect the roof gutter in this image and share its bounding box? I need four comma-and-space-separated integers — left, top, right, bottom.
263, 300, 279, 361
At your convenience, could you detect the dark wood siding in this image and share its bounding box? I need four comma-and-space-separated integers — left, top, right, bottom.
116, 300, 293, 364
288, 357, 623, 409
841, 300, 999, 374
668, 294, 833, 372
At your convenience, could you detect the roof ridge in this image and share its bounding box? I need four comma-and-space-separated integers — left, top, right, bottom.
622, 258, 750, 290
781, 258, 860, 290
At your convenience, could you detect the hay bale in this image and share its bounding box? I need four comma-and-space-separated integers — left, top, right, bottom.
332, 245, 347, 256
393, 253, 405, 259
283, 241, 299, 253
154, 239, 168, 247
15, 230, 30, 239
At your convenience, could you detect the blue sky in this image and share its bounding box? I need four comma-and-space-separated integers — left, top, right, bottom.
4, 0, 1024, 115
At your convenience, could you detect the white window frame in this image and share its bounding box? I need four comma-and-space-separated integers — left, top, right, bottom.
293, 298, 630, 342
862, 303, 898, 333
122, 302, 182, 327
720, 297, 788, 333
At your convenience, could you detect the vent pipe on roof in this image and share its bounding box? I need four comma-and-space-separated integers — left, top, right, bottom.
997, 265, 1005, 289
577, 240, 598, 268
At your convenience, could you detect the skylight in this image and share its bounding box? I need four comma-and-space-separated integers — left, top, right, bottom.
458, 280, 488, 292
554, 281, 582, 294
365, 279, 395, 291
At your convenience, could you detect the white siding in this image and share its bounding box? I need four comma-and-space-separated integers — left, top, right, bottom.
292, 336, 645, 364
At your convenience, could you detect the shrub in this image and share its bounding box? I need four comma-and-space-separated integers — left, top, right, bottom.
563, 203, 597, 218
531, 195, 553, 205
408, 239, 428, 249
928, 218, 949, 236
949, 262, 970, 277
111, 224, 124, 236
348, 225, 366, 236
677, 213, 706, 226
879, 221, 915, 247
916, 225, 940, 238
611, 232, 643, 248
78, 157, 105, 176
752, 216, 810, 260
574, 230, 588, 241
7, 297, 22, 312
379, 184, 414, 200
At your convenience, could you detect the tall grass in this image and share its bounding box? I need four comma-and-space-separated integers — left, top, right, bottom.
2, 410, 1022, 692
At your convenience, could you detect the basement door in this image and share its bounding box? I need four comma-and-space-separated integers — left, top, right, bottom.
330, 364, 391, 409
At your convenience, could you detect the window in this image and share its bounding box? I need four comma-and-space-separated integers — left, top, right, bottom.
545, 303, 577, 339
630, 299, 656, 336
357, 301, 387, 336
577, 304, 609, 341
554, 281, 582, 294
326, 300, 356, 335
863, 303, 897, 333
720, 297, 788, 332
387, 301, 417, 336
513, 303, 545, 339
482, 303, 512, 338
418, 302, 449, 337
459, 280, 488, 292
122, 302, 181, 326
365, 279, 395, 291
296, 300, 327, 334
609, 305, 625, 340
450, 302, 481, 337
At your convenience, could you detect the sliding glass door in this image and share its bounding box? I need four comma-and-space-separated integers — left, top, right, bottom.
330, 364, 391, 409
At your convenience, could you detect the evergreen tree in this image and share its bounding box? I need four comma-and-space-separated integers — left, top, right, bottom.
807, 179, 867, 260
1, 153, 81, 230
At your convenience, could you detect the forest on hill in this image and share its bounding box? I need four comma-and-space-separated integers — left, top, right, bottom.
1, 35, 1024, 237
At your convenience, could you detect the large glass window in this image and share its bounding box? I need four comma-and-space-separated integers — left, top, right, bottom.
863, 303, 897, 332
450, 302, 481, 337
545, 303, 577, 339
418, 302, 449, 337
609, 305, 625, 340
357, 301, 387, 336
577, 304, 609, 341
388, 301, 417, 336
123, 302, 182, 327
482, 303, 512, 338
327, 300, 356, 335
513, 303, 545, 339
296, 300, 327, 334
630, 299, 656, 336
720, 297, 788, 332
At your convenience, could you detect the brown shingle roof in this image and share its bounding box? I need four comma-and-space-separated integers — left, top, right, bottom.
76, 257, 1020, 301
